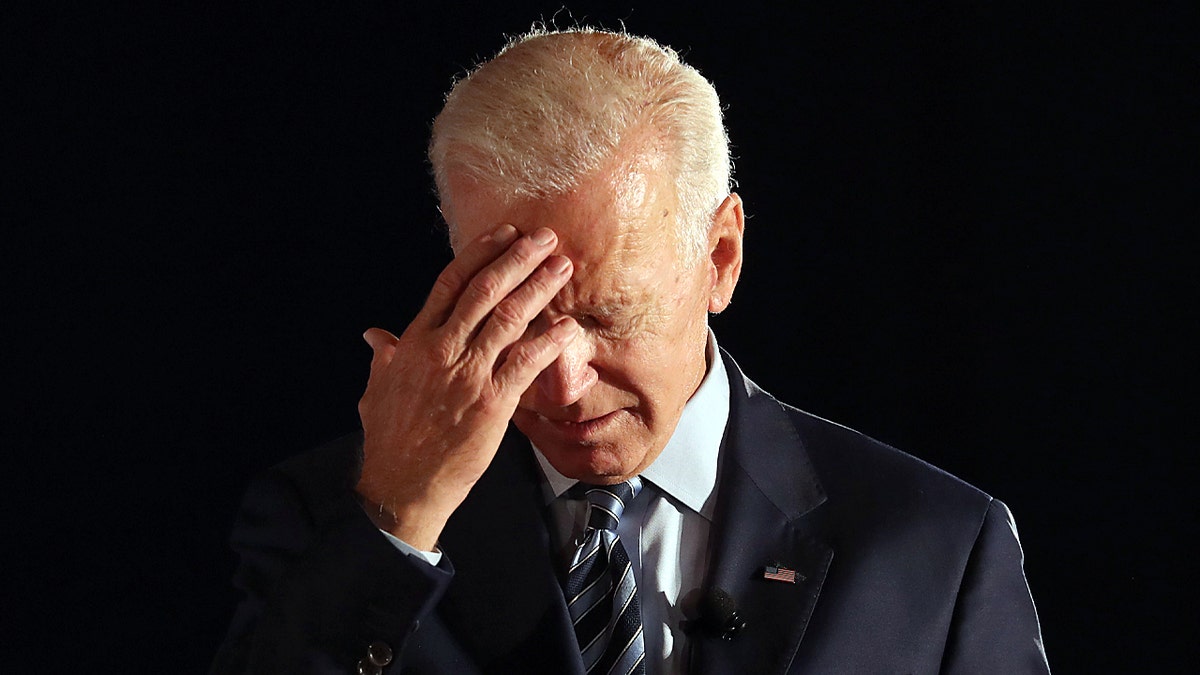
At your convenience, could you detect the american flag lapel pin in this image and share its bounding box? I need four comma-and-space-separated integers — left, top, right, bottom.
762, 562, 804, 584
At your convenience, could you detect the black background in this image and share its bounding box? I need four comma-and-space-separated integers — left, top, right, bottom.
9, 1, 1195, 672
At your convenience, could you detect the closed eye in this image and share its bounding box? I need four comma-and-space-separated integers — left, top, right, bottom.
577, 314, 610, 330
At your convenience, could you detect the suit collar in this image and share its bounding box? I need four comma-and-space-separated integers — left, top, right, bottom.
691, 350, 834, 675
720, 349, 827, 521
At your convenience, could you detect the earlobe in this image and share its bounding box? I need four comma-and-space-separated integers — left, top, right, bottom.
707, 193, 745, 314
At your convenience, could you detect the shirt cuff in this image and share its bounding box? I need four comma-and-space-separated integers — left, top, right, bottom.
379, 528, 444, 566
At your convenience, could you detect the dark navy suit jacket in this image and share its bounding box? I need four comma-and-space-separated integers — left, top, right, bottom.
212, 352, 1049, 673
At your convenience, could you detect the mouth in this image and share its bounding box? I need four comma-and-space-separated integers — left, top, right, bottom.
534, 409, 625, 442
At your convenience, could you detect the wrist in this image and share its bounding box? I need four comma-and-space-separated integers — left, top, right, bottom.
356, 493, 450, 552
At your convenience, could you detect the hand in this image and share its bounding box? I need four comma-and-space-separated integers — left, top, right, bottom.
356, 225, 578, 551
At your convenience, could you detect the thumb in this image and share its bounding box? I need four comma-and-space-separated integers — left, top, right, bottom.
362, 327, 399, 372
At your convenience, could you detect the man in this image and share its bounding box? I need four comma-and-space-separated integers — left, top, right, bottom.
212, 28, 1049, 674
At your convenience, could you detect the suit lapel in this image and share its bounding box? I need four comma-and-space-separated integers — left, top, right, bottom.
436, 425, 584, 675
692, 352, 834, 675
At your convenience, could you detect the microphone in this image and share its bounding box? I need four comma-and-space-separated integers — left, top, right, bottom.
694, 587, 747, 641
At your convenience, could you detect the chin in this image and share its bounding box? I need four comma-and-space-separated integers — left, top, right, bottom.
513, 410, 650, 483
547, 448, 634, 483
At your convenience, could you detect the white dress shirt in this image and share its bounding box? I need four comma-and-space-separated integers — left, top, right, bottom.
384, 332, 731, 674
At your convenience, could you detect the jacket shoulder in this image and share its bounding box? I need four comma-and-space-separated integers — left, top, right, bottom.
782, 398, 988, 509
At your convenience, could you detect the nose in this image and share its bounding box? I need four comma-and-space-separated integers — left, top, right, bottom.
534, 332, 598, 406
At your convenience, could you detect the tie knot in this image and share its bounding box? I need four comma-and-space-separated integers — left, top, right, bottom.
571, 477, 643, 531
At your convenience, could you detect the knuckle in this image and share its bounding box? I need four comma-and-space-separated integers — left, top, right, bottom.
466, 273, 503, 303
418, 331, 455, 365
521, 268, 552, 295
432, 266, 462, 295
430, 337, 458, 365
531, 268, 565, 298
508, 342, 542, 370
507, 238, 539, 265
489, 298, 526, 329
473, 386, 502, 410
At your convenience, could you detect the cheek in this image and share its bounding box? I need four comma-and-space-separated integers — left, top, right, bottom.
610, 335, 679, 394
591, 337, 653, 390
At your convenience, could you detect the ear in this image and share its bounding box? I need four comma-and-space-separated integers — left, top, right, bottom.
706, 193, 745, 313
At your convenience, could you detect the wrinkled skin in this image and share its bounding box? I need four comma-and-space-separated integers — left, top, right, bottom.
357, 147, 743, 551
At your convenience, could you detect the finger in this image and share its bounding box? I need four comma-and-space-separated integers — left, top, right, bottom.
493, 316, 580, 395
362, 327, 400, 376
419, 224, 521, 327
441, 227, 559, 344
471, 254, 572, 361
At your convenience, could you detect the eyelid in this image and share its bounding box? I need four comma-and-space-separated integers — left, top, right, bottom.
590, 306, 622, 322
579, 314, 607, 329
535, 308, 604, 331
541, 305, 624, 332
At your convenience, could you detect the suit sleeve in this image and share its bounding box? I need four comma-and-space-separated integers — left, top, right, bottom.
940, 499, 1051, 674
209, 470, 455, 674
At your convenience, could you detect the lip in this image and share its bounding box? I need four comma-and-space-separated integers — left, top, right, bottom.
536, 409, 624, 443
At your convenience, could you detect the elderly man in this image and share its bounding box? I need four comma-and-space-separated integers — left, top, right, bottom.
213, 28, 1049, 674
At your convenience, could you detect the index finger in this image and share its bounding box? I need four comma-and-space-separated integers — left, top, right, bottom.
418, 224, 521, 327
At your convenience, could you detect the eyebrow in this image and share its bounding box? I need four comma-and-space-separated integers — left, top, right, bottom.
552, 283, 645, 320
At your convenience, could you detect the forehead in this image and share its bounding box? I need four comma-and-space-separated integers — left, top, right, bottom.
449, 155, 686, 310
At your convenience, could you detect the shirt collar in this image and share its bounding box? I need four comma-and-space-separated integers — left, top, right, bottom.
532, 329, 730, 521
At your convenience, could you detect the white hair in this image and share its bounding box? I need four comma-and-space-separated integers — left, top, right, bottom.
429, 27, 731, 258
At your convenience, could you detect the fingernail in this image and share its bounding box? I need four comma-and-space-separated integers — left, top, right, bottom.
490, 224, 518, 244
531, 228, 555, 246
545, 255, 570, 274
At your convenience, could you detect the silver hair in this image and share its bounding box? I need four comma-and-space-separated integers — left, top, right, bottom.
428, 27, 731, 258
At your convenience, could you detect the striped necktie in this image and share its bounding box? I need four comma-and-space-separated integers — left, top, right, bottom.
564, 478, 646, 675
